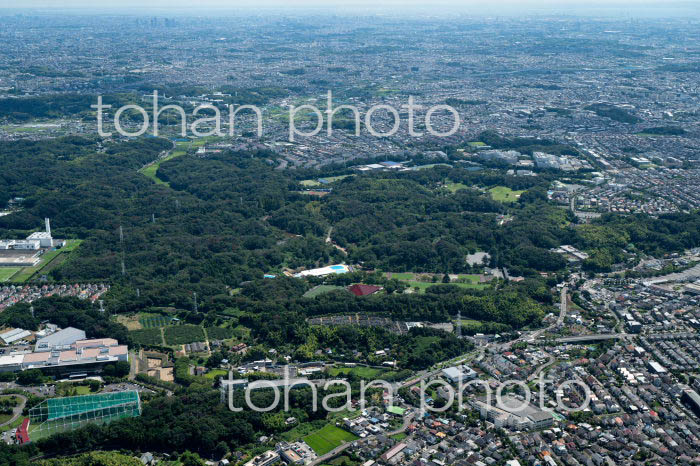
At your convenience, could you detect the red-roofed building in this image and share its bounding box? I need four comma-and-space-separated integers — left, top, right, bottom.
347, 284, 383, 297
16, 418, 30, 444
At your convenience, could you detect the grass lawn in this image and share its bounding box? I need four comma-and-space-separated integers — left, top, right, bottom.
488, 186, 524, 203
468, 141, 486, 147
387, 272, 487, 292
413, 335, 441, 352
0, 268, 21, 282
279, 420, 325, 443
457, 274, 483, 283
57, 385, 92, 396
405, 280, 487, 293
139, 149, 187, 185
413, 163, 452, 170
303, 285, 344, 298
457, 318, 483, 325
303, 424, 358, 456
444, 182, 470, 193
300, 175, 352, 187
61, 239, 83, 252
204, 369, 228, 379
300, 179, 321, 187
0, 415, 23, 433
327, 366, 386, 379
9, 239, 82, 282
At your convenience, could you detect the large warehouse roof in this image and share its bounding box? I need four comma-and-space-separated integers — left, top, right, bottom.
0, 328, 32, 344
35, 327, 86, 352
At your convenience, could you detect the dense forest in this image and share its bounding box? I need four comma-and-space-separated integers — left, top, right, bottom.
2, 136, 699, 309
1, 130, 700, 464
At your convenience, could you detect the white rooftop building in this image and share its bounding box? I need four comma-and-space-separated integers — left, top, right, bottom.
35, 327, 86, 352
0, 328, 32, 345
0, 218, 53, 250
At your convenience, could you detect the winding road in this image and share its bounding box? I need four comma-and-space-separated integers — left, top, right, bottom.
0, 394, 27, 429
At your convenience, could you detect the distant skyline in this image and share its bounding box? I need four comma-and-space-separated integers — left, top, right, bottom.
2, 0, 700, 16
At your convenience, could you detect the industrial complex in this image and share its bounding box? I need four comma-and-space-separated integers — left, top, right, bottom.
0, 218, 62, 267
0, 326, 128, 376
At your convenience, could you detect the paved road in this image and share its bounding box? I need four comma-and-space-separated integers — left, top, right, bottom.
516, 286, 568, 345
557, 333, 629, 344
524, 286, 567, 380
527, 355, 556, 382
0, 394, 27, 429
558, 286, 568, 326
128, 350, 139, 381
399, 349, 481, 390
309, 442, 351, 466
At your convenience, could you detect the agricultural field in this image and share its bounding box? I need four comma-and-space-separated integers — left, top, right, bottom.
164, 325, 205, 345
129, 328, 164, 346
0, 268, 20, 282
303, 424, 358, 456
204, 326, 236, 341
488, 186, 524, 203
140, 315, 175, 329
319, 456, 360, 466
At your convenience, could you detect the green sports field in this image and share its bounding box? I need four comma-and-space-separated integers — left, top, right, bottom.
303, 285, 343, 298
303, 424, 358, 456
488, 186, 524, 203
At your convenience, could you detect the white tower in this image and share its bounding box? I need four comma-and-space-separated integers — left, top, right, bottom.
45, 218, 51, 236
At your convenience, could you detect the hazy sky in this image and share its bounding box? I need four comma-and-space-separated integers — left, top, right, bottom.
2, 0, 698, 8
1, 0, 699, 16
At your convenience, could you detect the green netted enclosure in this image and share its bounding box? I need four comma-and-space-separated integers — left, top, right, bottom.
28, 390, 141, 439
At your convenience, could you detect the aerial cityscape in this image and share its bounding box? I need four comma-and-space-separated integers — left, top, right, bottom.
0, 1, 699, 465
